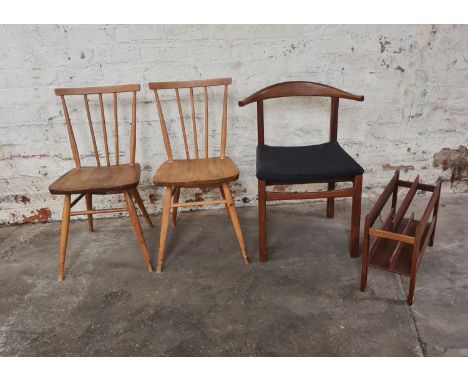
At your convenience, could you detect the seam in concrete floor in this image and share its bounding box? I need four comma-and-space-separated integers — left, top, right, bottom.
397, 275, 426, 357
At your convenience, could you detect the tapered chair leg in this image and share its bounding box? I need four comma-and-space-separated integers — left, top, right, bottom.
124, 190, 153, 272
172, 187, 181, 226
360, 232, 370, 291
219, 185, 232, 221
327, 181, 335, 218
407, 275, 416, 306
85, 193, 93, 232
157, 187, 172, 273
133, 188, 154, 227
350, 175, 362, 258
57, 194, 71, 281
258, 180, 267, 262
429, 193, 440, 247
222, 182, 248, 264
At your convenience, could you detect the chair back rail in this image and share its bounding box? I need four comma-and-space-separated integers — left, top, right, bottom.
238, 81, 364, 145
148, 78, 232, 161
54, 84, 140, 168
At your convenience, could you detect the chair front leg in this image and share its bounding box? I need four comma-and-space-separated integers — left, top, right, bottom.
350, 175, 362, 258
258, 180, 267, 262
222, 182, 248, 264
157, 187, 172, 273
57, 194, 71, 281
124, 190, 153, 272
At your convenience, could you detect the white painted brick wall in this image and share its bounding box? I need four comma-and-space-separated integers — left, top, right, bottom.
1, 25, 467, 223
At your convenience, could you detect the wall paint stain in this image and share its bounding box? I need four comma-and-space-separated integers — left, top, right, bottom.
22, 208, 51, 223
433, 146, 468, 184
382, 163, 415, 172
14, 195, 30, 204
273, 185, 287, 192
11, 153, 49, 159
148, 193, 158, 204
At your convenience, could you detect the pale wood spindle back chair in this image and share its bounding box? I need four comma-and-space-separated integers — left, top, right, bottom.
50, 84, 153, 280
239, 81, 364, 261
148, 78, 248, 272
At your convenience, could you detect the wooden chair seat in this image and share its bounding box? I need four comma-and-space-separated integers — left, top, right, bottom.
153, 157, 239, 187
257, 141, 364, 182
49, 164, 141, 195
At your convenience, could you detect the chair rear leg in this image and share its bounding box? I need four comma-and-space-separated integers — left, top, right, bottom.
133, 188, 154, 227
172, 187, 181, 226
85, 193, 93, 232
157, 187, 172, 273
350, 175, 362, 258
124, 190, 153, 272
58, 194, 71, 281
258, 180, 267, 262
222, 182, 248, 264
327, 181, 335, 218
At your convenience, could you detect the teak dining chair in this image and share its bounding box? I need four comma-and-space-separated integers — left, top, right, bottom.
148, 78, 248, 272
50, 84, 153, 280
238, 81, 364, 261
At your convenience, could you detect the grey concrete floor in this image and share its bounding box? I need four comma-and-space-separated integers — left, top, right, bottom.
0, 195, 467, 356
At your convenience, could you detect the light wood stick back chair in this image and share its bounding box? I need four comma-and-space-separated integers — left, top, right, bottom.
50, 84, 153, 280
148, 78, 248, 272
239, 81, 364, 261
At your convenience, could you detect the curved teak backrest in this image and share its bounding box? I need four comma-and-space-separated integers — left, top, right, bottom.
238, 81, 364, 144
54, 84, 140, 168
148, 78, 232, 161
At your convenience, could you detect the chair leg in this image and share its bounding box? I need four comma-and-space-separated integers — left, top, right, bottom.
258, 180, 267, 262
327, 181, 335, 218
124, 190, 153, 272
133, 188, 154, 227
157, 187, 172, 273
172, 187, 181, 226
429, 193, 440, 247
222, 182, 248, 264
57, 194, 71, 281
350, 175, 362, 258
360, 232, 369, 291
219, 185, 232, 221
407, 274, 417, 306
85, 193, 93, 232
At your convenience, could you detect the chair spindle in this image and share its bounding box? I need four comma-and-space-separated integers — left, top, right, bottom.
220, 84, 228, 158
130, 91, 137, 166
154, 90, 173, 161
204, 86, 208, 158
60, 95, 81, 168
84, 94, 101, 166
113, 92, 119, 165
98, 93, 111, 166
175, 88, 190, 159
189, 87, 199, 159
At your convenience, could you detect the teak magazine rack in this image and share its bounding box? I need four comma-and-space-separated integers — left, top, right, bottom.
360, 170, 442, 305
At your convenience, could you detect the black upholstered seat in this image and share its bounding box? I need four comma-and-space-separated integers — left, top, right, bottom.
256, 141, 364, 182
